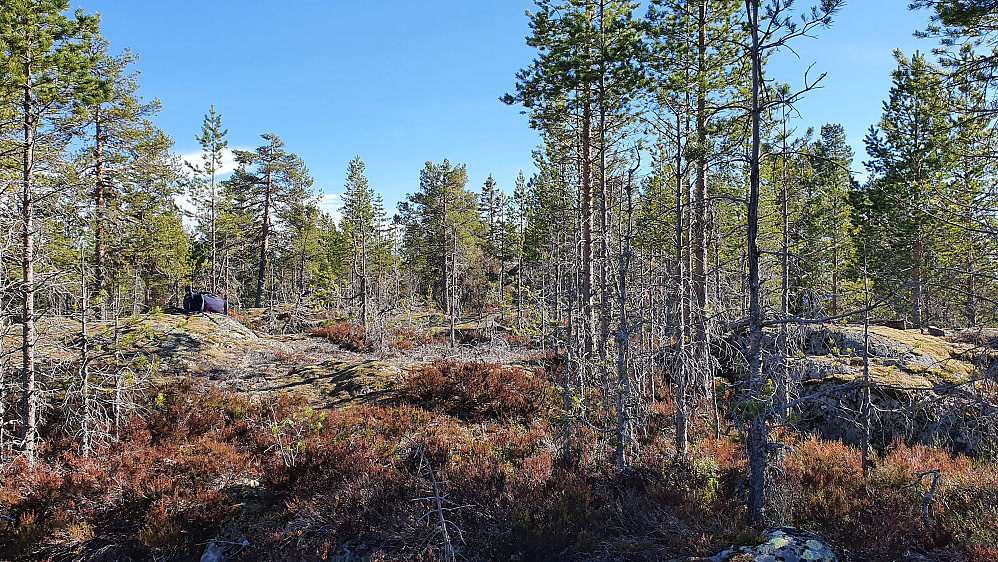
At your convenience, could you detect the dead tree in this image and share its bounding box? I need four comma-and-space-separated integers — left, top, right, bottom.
615, 154, 639, 470
742, 0, 844, 523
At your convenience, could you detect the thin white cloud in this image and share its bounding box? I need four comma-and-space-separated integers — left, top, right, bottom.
176, 148, 242, 231
178, 148, 240, 178
319, 193, 343, 222
174, 191, 196, 230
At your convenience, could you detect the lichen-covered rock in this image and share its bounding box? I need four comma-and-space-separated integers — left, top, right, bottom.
722, 324, 998, 456
711, 527, 838, 562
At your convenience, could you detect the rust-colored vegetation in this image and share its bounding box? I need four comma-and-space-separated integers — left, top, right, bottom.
2, 364, 997, 561
311, 321, 372, 352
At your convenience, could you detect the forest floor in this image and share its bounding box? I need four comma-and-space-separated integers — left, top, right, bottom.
3, 310, 998, 562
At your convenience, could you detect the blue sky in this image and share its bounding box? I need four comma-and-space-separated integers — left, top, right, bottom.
82, 1, 935, 217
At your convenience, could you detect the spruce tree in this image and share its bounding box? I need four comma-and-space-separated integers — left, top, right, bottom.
399, 160, 480, 320
340, 156, 379, 328
120, 126, 187, 311
479, 173, 514, 306
803, 123, 855, 317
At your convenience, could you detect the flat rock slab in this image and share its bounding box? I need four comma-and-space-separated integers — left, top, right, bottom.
282, 359, 403, 407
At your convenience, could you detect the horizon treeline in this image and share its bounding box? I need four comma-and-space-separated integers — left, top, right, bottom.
3, 0, 998, 521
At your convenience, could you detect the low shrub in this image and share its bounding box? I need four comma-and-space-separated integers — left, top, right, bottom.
4, 363, 997, 562
311, 322, 372, 351
397, 360, 556, 422
387, 325, 444, 350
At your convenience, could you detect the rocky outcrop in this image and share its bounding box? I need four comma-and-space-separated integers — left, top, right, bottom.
711, 527, 838, 562
284, 359, 402, 407
726, 325, 998, 456
796, 327, 998, 456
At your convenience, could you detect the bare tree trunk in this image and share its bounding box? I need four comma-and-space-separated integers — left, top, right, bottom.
745, 0, 768, 524
831, 198, 840, 316
0, 307, 7, 455
113, 310, 122, 436
517, 230, 524, 329
674, 110, 690, 458
79, 261, 92, 457
693, 0, 709, 323
21, 66, 39, 465
450, 227, 457, 347
441, 197, 450, 315
564, 284, 575, 462
912, 132, 924, 330
360, 230, 369, 331
598, 10, 611, 362
913, 226, 923, 329
615, 156, 637, 471
210, 165, 217, 293
94, 108, 109, 321
224, 251, 230, 316
554, 233, 562, 329
777, 107, 792, 418
132, 268, 140, 315
967, 262, 977, 326
861, 265, 872, 477
580, 96, 595, 357
254, 169, 274, 308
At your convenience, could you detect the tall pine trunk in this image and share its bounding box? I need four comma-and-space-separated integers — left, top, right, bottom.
615, 159, 636, 471
94, 108, 108, 320
254, 169, 273, 308
674, 109, 690, 458
210, 165, 217, 293
21, 62, 39, 464
580, 96, 595, 356
745, 0, 768, 524
693, 0, 709, 325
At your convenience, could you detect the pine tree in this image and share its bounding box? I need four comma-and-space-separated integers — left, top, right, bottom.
859, 51, 953, 329
912, 0, 998, 80
73, 37, 163, 317
340, 156, 379, 328
0, 0, 106, 462
187, 105, 229, 292
944, 71, 996, 325
646, 0, 746, 323
224, 134, 315, 308
504, 0, 645, 355
742, 0, 844, 523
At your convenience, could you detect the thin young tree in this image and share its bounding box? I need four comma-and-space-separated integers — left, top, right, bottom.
187, 105, 228, 293
0, 0, 105, 463
742, 0, 844, 523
